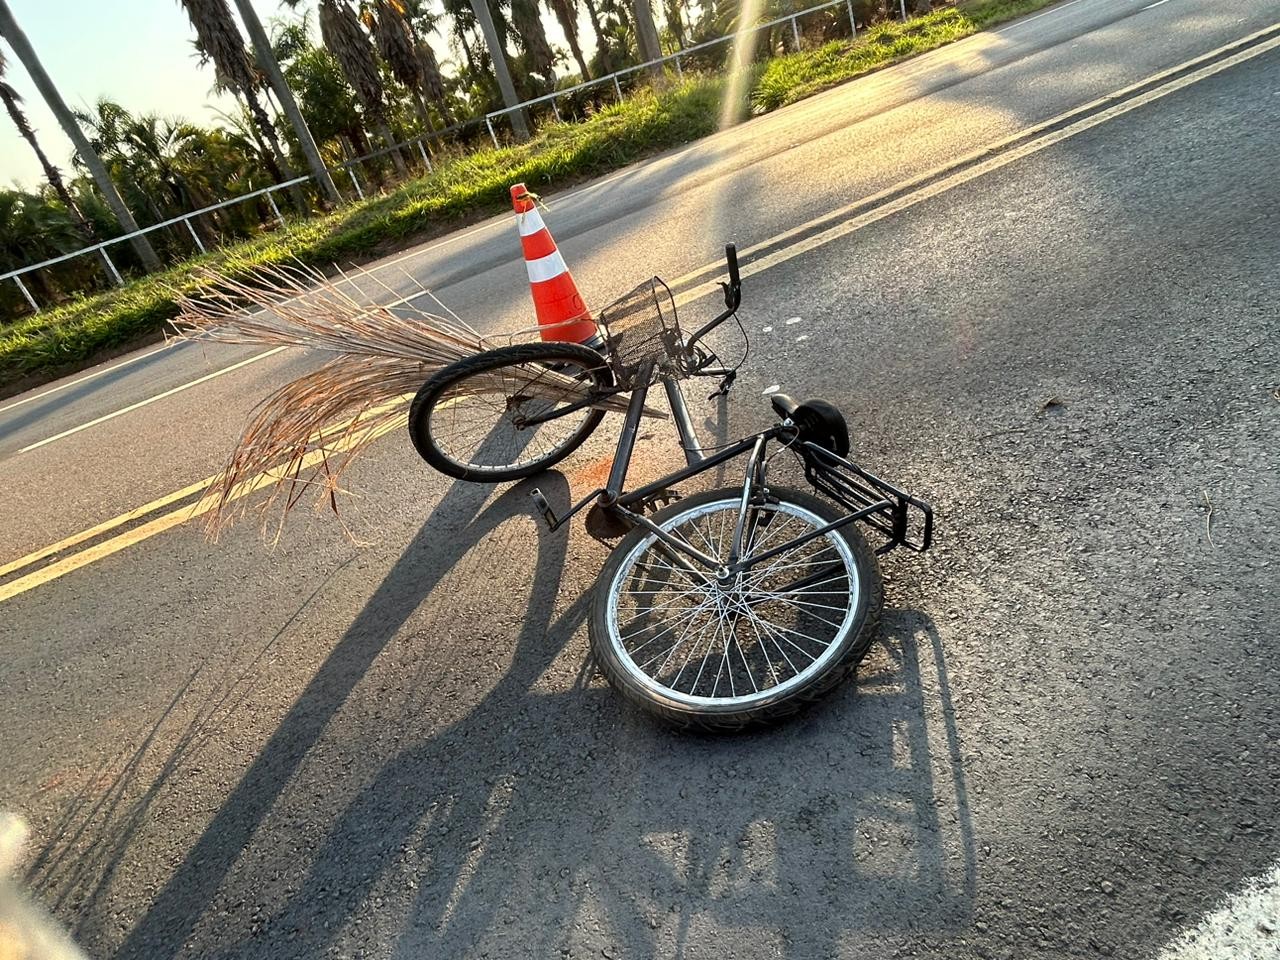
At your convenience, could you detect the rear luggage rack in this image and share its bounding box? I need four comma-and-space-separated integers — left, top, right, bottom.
800, 442, 934, 554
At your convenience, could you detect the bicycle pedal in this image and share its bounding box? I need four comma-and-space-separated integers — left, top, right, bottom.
529, 488, 558, 529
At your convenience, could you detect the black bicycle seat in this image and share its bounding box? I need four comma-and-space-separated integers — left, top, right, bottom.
770, 394, 850, 457
770, 393, 800, 419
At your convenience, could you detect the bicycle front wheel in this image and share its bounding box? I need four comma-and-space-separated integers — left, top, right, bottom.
408, 342, 613, 482
589, 486, 883, 732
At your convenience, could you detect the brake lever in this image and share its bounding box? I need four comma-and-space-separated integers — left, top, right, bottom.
708, 370, 736, 400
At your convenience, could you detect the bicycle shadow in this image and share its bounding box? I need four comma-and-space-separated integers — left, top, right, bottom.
110, 446, 575, 959
23, 550, 364, 948
101, 400, 974, 960
200, 604, 974, 959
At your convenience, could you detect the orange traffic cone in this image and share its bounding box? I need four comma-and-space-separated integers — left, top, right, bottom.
511, 184, 599, 345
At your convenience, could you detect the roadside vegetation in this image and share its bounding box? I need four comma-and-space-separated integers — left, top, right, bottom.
0, 0, 1057, 393
753, 0, 1038, 111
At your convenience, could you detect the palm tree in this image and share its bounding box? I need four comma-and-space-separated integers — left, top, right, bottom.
274, 27, 370, 157
662, 0, 686, 48
399, 0, 456, 126
545, 0, 591, 80
287, 0, 408, 176
177, 0, 311, 212
581, 0, 613, 74
0, 46, 94, 242
596, 0, 635, 67
227, 0, 341, 204
632, 0, 662, 64
76, 98, 296, 251
0, 188, 82, 306
415, 33, 453, 126
367, 0, 438, 141
76, 102, 222, 247
509, 0, 555, 89
439, 0, 479, 75
0, 0, 161, 270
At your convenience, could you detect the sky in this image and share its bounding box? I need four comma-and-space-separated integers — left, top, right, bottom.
0, 0, 583, 194
0, 0, 287, 190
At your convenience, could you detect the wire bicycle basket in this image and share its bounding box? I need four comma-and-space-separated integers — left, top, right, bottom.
597, 277, 683, 388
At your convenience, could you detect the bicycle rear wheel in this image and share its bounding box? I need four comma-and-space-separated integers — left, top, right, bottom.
408, 342, 613, 482
589, 486, 882, 731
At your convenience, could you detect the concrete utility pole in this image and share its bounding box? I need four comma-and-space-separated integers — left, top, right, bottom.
468, 0, 529, 140
231, 0, 343, 205
0, 0, 161, 271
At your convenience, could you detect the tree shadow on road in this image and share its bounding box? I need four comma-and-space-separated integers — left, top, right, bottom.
199, 604, 976, 960
108, 443, 572, 960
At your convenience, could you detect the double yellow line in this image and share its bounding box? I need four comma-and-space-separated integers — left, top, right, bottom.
5, 22, 1279, 605
0, 399, 411, 604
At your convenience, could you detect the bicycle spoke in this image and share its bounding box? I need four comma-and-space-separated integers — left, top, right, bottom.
426, 353, 602, 474
606, 495, 859, 708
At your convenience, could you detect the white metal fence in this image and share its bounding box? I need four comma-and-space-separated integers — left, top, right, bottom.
484, 0, 875, 143
0, 177, 308, 312
2, 0, 894, 316
0, 127, 474, 314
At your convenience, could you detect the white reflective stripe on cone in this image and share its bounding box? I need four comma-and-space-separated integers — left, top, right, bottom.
517, 207, 547, 237
526, 249, 568, 283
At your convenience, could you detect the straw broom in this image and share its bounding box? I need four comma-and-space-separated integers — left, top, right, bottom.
172, 262, 653, 539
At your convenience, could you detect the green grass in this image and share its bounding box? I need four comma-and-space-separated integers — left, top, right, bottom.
0, 0, 1059, 393
753, 0, 1059, 112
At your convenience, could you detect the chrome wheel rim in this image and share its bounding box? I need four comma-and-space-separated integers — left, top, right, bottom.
605, 497, 860, 710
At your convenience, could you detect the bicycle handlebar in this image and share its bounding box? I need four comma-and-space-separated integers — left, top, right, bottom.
685, 244, 742, 353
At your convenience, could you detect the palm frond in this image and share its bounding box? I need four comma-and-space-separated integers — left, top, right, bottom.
171, 264, 641, 539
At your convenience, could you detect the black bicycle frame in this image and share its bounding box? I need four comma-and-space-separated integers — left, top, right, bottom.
588, 367, 887, 578
527, 241, 929, 568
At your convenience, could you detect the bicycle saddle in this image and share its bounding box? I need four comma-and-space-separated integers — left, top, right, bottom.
770, 393, 850, 457
770, 393, 800, 419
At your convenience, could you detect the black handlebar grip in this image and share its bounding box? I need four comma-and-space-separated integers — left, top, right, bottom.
725, 243, 740, 288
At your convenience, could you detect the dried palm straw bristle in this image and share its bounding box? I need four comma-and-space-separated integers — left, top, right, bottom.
172, 262, 636, 540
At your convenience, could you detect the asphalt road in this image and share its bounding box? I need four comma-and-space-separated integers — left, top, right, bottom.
2, 1, 1279, 957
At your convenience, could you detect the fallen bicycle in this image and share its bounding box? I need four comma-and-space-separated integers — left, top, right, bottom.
407, 243, 933, 730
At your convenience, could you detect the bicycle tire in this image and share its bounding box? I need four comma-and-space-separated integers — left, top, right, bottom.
589, 486, 883, 732
408, 342, 613, 482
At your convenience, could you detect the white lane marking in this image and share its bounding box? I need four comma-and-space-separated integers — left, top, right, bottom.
1144, 0, 1171, 8
10, 286, 444, 454
0, 227, 509, 420
1154, 861, 1280, 959
994, 0, 1090, 33
785, 317, 802, 325
0, 342, 172, 416
18, 347, 288, 454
